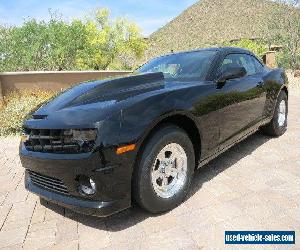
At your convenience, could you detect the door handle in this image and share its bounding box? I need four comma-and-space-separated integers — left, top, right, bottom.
257, 81, 264, 87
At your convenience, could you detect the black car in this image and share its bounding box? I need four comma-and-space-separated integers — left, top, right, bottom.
20, 47, 288, 217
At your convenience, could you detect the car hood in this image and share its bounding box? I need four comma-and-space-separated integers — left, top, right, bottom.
26, 72, 166, 128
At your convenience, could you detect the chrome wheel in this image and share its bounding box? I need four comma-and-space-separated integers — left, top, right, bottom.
278, 100, 286, 127
151, 143, 188, 199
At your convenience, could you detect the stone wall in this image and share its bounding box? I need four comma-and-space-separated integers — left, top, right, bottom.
0, 70, 131, 100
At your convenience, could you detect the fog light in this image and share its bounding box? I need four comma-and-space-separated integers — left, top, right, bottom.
79, 176, 96, 195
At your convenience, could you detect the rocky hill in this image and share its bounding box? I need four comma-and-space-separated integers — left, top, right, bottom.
145, 0, 288, 60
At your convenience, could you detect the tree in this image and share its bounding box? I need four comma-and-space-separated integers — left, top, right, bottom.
0, 25, 14, 72
268, 0, 300, 69
0, 13, 88, 72
0, 8, 147, 72
76, 8, 147, 70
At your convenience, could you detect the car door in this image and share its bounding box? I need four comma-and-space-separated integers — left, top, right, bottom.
216, 53, 266, 147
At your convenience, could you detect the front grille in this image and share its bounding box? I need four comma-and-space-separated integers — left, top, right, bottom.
28, 170, 69, 195
23, 128, 80, 154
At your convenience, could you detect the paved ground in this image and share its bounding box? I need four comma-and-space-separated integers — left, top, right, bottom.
0, 94, 300, 250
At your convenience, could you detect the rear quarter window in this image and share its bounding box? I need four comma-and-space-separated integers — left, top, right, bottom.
251, 56, 264, 73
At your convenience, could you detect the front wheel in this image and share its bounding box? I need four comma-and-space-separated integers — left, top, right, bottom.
132, 125, 195, 214
261, 90, 288, 136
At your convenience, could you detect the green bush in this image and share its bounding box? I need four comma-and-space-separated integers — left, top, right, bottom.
0, 8, 147, 72
0, 90, 55, 136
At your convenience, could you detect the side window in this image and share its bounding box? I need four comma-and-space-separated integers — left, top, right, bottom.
219, 53, 262, 77
219, 54, 242, 74
238, 54, 256, 76
251, 56, 264, 73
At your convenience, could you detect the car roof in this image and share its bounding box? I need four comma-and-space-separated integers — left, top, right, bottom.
163, 46, 254, 57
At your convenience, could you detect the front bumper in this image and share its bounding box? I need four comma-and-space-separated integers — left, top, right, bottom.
25, 171, 129, 217
20, 144, 134, 217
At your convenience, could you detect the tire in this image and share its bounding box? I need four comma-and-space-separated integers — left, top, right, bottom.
132, 125, 195, 214
261, 91, 288, 136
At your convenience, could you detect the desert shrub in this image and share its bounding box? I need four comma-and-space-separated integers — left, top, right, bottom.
0, 90, 55, 136
276, 49, 300, 70
267, 0, 300, 70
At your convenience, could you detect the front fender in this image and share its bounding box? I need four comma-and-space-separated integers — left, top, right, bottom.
118, 93, 175, 146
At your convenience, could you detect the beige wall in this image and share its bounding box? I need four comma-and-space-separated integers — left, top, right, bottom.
262, 51, 277, 69
0, 70, 131, 99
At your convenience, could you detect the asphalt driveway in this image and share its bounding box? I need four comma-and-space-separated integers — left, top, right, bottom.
0, 93, 299, 250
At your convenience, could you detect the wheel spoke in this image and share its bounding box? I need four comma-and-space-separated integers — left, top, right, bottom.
152, 170, 162, 181
176, 156, 185, 171
169, 168, 178, 177
167, 152, 176, 163
162, 177, 169, 186
156, 150, 166, 162
172, 158, 177, 168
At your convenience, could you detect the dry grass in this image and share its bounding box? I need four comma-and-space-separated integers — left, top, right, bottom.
0, 90, 56, 136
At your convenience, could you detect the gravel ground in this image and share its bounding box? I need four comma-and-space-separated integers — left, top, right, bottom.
287, 71, 300, 93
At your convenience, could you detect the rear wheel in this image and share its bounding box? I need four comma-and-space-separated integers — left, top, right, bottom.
132, 125, 195, 214
261, 91, 288, 136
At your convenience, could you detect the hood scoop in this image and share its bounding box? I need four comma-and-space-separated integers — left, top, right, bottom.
66, 72, 165, 107
32, 114, 48, 120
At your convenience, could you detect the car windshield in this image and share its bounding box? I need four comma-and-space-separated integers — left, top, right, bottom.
137, 50, 216, 81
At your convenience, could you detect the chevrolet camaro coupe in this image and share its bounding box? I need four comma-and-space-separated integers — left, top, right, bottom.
20, 47, 288, 216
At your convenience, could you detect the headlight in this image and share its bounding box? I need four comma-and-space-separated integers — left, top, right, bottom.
70, 129, 97, 142
64, 129, 98, 152
63, 129, 97, 142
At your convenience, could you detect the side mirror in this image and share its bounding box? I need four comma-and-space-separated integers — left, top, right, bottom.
216, 66, 247, 85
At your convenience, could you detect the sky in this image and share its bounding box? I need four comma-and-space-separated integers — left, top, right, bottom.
0, 0, 198, 36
